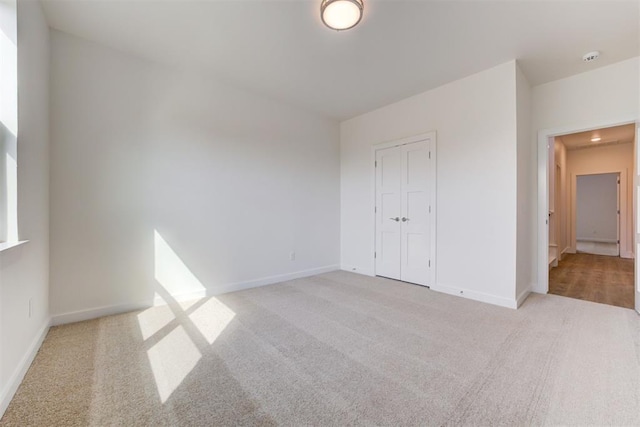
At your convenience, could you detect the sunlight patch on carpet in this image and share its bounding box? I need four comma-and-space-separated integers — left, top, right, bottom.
137, 303, 175, 340
189, 297, 235, 345
147, 325, 201, 403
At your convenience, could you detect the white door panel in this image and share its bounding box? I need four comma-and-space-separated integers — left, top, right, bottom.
401, 142, 430, 285
375, 146, 402, 280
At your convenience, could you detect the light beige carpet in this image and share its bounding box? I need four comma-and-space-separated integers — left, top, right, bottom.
2, 271, 640, 426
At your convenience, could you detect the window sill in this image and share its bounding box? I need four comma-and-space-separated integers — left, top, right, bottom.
0, 240, 29, 252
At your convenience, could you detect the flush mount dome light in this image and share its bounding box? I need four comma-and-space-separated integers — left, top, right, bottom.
321, 0, 363, 31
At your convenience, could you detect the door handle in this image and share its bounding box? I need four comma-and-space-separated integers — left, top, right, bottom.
389, 217, 400, 222
402, 217, 409, 222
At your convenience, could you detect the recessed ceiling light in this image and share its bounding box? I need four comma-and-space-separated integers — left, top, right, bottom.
591, 137, 601, 142
583, 51, 600, 63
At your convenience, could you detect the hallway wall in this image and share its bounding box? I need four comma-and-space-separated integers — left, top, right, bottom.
576, 173, 619, 243
567, 143, 634, 258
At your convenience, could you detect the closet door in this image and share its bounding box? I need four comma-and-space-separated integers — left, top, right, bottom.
375, 140, 432, 286
400, 141, 431, 286
375, 146, 402, 280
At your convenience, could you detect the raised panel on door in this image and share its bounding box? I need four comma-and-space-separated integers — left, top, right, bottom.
401, 141, 430, 286
375, 146, 402, 280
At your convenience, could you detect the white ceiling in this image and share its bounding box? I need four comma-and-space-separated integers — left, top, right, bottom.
558, 123, 636, 150
41, 0, 639, 120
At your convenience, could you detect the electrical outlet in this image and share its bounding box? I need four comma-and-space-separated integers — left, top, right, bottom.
289, 251, 296, 261
28, 298, 32, 318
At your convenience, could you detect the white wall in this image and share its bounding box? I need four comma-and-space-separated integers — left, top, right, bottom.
49, 31, 340, 320
0, 0, 50, 415
576, 173, 618, 242
341, 61, 521, 308
567, 143, 633, 256
516, 63, 533, 303
532, 57, 639, 292
533, 58, 639, 131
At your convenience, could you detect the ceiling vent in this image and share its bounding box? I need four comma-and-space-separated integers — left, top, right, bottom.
582, 51, 600, 62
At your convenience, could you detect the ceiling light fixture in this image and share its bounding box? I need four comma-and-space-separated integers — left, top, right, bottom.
321, 0, 363, 31
591, 137, 601, 142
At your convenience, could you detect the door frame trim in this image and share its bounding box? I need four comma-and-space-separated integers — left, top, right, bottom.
371, 131, 437, 287
536, 115, 638, 295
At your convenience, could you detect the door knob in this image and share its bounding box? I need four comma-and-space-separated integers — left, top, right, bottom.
402, 217, 409, 222
389, 217, 400, 222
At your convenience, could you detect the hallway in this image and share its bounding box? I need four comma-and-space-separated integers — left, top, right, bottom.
549, 253, 634, 309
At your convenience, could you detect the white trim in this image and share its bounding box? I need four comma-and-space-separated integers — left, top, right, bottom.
340, 265, 375, 276
0, 319, 50, 418
372, 132, 436, 151
338, 269, 523, 309
516, 285, 533, 308
371, 131, 437, 287
621, 251, 635, 260
428, 137, 437, 288
0, 240, 28, 252
536, 115, 638, 294
51, 265, 340, 325
153, 264, 340, 305
51, 302, 150, 326
536, 135, 551, 294
576, 238, 618, 243
636, 125, 640, 314
430, 283, 518, 309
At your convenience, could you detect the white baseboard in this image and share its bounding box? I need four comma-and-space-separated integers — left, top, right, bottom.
157, 264, 340, 305
621, 251, 635, 259
51, 265, 340, 326
576, 238, 617, 243
430, 283, 518, 309
340, 265, 375, 277
341, 270, 520, 309
516, 285, 533, 308
0, 318, 50, 418
531, 281, 547, 294
51, 302, 150, 326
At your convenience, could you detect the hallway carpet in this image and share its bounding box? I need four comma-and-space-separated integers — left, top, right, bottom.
549, 253, 635, 309
2, 271, 640, 426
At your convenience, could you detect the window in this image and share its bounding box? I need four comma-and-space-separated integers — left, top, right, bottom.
0, 0, 17, 243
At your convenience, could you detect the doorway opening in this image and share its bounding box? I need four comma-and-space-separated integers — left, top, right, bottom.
544, 123, 636, 309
